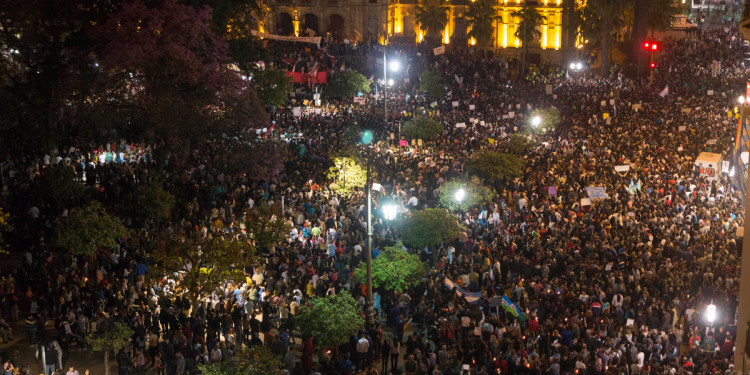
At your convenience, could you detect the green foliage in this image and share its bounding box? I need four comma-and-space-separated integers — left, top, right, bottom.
399, 208, 463, 248
529, 107, 561, 133
438, 178, 494, 211
353, 244, 427, 293
325, 70, 371, 101
296, 291, 364, 348
415, 0, 450, 43
326, 157, 367, 196
141, 181, 175, 223
466, 0, 501, 47
465, 150, 523, 186
228, 37, 271, 74
57, 202, 128, 256
647, 0, 678, 34
87, 319, 134, 354
198, 346, 282, 375
506, 133, 533, 155
251, 68, 292, 108
152, 233, 255, 304
418, 70, 446, 100
511, 4, 546, 76
586, 0, 628, 76
39, 165, 84, 205
246, 203, 292, 251
402, 117, 444, 141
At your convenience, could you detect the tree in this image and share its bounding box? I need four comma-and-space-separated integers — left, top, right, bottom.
37, 164, 85, 205
327, 156, 367, 196
245, 203, 292, 252
325, 70, 370, 101
402, 117, 445, 141
296, 291, 364, 348
505, 133, 533, 155
511, 4, 546, 78
647, 0, 678, 36
414, 0, 450, 44
418, 70, 446, 100
91, 0, 268, 144
438, 178, 494, 211
466, 0, 501, 47
465, 150, 523, 186
198, 346, 281, 375
251, 68, 292, 108
353, 244, 427, 293
140, 180, 176, 224
587, 0, 627, 76
87, 319, 134, 375
528, 107, 561, 133
151, 231, 255, 306
57, 201, 128, 256
399, 208, 463, 249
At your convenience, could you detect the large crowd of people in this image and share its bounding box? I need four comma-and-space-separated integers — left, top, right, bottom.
0, 19, 747, 375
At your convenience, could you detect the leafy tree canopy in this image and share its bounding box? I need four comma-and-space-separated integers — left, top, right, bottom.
151, 231, 255, 305
246, 202, 292, 252
141, 180, 176, 223
198, 346, 282, 375
353, 243, 427, 293
402, 117, 445, 141
296, 291, 364, 348
466, 0, 500, 47
415, 0, 450, 43
438, 178, 494, 211
325, 70, 371, 101
326, 156, 367, 196
251, 68, 292, 108
399, 208, 463, 248
465, 150, 523, 186
57, 201, 128, 256
528, 107, 561, 133
37, 165, 85, 205
505, 133, 534, 155
418, 70, 446, 100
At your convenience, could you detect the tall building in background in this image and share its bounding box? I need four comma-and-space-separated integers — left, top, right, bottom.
263, 0, 585, 63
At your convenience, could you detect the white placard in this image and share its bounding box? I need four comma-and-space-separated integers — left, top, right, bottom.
610, 99, 615, 105
508, 112, 515, 119
707, 139, 717, 145
614, 165, 630, 172
404, 78, 410, 83
553, 94, 558, 99
545, 85, 553, 95
581, 198, 592, 206
679, 126, 687, 131
601, 101, 606, 106
516, 104, 521, 109
707, 90, 714, 96
455, 122, 466, 128
452, 101, 459, 107
469, 104, 475, 110
293, 107, 301, 117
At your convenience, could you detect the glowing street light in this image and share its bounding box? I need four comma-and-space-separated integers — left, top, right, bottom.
739, 96, 746, 105
455, 188, 466, 203
388, 79, 394, 86
532, 116, 542, 127
389, 60, 400, 72
706, 303, 717, 324
383, 204, 398, 221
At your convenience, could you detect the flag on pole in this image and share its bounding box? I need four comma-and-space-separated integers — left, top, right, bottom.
658, 85, 669, 98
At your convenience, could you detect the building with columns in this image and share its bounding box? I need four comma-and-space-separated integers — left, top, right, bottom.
263, 0, 585, 63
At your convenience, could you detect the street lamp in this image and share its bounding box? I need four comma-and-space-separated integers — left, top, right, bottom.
739, 95, 746, 105
706, 303, 717, 324
383, 54, 401, 145
362, 131, 376, 327
389, 60, 400, 72
383, 204, 398, 221
455, 188, 466, 217
532, 116, 542, 127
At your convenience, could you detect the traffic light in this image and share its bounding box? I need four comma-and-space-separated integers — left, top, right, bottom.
643, 40, 660, 52
650, 62, 657, 70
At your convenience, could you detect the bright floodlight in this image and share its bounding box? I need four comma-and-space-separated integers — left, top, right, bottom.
569, 63, 576, 70
455, 188, 466, 203
576, 63, 583, 70
706, 303, 717, 324
740, 96, 746, 105
383, 204, 398, 221
532, 116, 542, 127
389, 60, 401, 72
388, 79, 394, 86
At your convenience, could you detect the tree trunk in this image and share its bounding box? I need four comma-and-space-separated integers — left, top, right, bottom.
600, 21, 610, 77
104, 350, 110, 375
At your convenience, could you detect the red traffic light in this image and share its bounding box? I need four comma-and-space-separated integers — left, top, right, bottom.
643, 40, 660, 52
650, 62, 657, 69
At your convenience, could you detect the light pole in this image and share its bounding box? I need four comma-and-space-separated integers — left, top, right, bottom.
532, 116, 542, 128
363, 130, 376, 327
383, 203, 398, 221
384, 58, 400, 142
706, 302, 717, 337
455, 188, 466, 218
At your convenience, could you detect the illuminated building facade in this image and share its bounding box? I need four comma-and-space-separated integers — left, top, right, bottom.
264, 0, 584, 62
